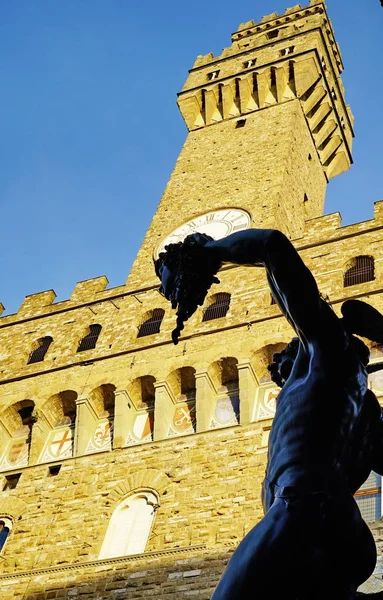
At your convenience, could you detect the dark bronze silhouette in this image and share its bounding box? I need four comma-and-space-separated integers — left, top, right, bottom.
155, 229, 383, 599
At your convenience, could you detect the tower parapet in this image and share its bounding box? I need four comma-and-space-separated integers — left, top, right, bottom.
178, 0, 353, 180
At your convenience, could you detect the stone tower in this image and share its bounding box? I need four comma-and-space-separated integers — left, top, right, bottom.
1, 2, 383, 599
127, 0, 353, 290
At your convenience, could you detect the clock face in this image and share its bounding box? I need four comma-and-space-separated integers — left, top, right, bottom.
156, 208, 251, 257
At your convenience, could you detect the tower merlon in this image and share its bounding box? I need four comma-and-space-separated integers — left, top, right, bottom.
70, 275, 109, 303
374, 200, 383, 221
178, 0, 351, 181
0, 277, 117, 323
17, 289, 57, 318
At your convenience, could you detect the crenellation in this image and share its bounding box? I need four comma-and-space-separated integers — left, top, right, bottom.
2, 2, 383, 597
1, 207, 383, 385
192, 53, 215, 69
285, 4, 302, 14
178, 13, 352, 189
261, 12, 279, 23
70, 276, 109, 303
17, 290, 56, 318
374, 200, 383, 220
237, 20, 256, 32
191, 3, 330, 72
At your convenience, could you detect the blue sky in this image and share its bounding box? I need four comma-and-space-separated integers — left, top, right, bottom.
0, 0, 382, 315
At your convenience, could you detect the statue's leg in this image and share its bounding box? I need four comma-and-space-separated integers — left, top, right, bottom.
296, 581, 358, 600
211, 498, 299, 600
296, 496, 377, 600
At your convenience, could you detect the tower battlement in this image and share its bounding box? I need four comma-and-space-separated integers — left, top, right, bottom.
190, 1, 339, 70
1, 3, 383, 596
178, 0, 352, 183
1, 201, 383, 325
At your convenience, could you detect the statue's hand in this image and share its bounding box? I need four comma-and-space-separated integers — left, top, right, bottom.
183, 232, 213, 247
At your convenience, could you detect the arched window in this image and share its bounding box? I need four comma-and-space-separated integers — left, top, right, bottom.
137, 309, 165, 338
77, 324, 102, 352
27, 336, 53, 364
99, 491, 158, 558
86, 384, 116, 454
202, 293, 231, 322
210, 357, 240, 428
0, 518, 12, 553
0, 399, 35, 470
344, 256, 375, 287
168, 367, 196, 436
39, 390, 77, 463
127, 376, 155, 445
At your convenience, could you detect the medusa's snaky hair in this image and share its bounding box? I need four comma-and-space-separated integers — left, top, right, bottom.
154, 233, 222, 344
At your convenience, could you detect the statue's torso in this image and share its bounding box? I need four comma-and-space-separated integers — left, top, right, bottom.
266, 335, 369, 494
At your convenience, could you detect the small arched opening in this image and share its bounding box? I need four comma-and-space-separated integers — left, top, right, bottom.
137, 309, 165, 338
344, 256, 375, 287
99, 490, 158, 558
27, 336, 53, 364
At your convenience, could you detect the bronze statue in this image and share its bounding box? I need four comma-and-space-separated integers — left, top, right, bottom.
155, 229, 383, 599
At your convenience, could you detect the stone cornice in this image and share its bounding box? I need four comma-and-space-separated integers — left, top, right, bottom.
0, 544, 207, 580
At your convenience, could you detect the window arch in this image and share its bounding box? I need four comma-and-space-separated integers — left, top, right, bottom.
126, 376, 155, 445
209, 357, 240, 428
99, 490, 158, 558
167, 367, 196, 436
27, 336, 53, 364
137, 309, 165, 338
0, 517, 13, 553
86, 384, 116, 454
0, 400, 35, 470
202, 293, 231, 322
344, 256, 375, 287
39, 391, 77, 463
77, 324, 102, 352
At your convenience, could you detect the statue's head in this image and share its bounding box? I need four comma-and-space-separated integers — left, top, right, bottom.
154, 233, 221, 344
268, 338, 299, 388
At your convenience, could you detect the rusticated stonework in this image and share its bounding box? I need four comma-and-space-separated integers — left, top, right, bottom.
1, 1, 382, 598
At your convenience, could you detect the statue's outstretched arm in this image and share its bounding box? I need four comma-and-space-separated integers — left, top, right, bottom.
204, 229, 340, 344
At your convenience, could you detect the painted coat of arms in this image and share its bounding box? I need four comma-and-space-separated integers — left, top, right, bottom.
86, 420, 113, 454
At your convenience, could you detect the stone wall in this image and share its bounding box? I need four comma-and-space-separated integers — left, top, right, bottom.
0, 423, 267, 598
1, 1, 383, 598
